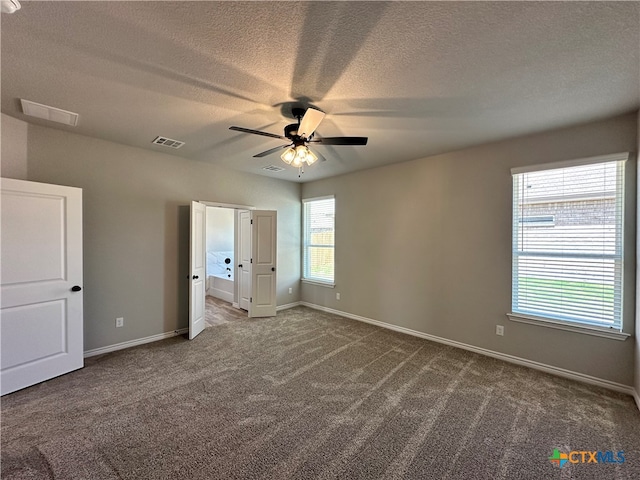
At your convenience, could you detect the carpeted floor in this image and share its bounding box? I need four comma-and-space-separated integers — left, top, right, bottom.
2, 306, 639, 479
205, 296, 246, 327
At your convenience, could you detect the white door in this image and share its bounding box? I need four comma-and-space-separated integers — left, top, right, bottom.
189, 201, 206, 339
1, 178, 83, 395
249, 210, 277, 318
238, 210, 251, 311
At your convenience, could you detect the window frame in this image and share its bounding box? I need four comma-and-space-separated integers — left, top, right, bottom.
507, 153, 630, 341
302, 195, 336, 287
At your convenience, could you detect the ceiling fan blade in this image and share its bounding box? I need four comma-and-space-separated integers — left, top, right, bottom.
310, 136, 368, 146
229, 126, 286, 140
253, 144, 292, 158
298, 108, 325, 139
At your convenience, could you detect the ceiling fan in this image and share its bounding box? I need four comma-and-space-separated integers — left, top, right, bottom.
229, 107, 368, 176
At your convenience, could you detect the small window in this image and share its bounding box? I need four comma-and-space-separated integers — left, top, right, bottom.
510, 154, 627, 332
303, 196, 335, 285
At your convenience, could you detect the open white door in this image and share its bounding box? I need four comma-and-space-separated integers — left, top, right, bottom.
189, 201, 206, 339
1, 178, 83, 395
238, 210, 251, 311
249, 210, 277, 318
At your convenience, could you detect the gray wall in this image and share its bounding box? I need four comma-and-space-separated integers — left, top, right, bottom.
1, 116, 301, 351
1, 114, 28, 179
302, 112, 637, 386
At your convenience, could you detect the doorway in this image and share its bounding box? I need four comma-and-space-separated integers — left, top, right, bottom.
204, 206, 246, 327
189, 202, 277, 339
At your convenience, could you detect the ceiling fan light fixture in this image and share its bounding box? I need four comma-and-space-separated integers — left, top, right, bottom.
295, 145, 308, 161
281, 145, 317, 168
281, 147, 295, 164
305, 149, 318, 165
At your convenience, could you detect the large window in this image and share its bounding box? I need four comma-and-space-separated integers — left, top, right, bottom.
509, 154, 627, 333
303, 196, 335, 285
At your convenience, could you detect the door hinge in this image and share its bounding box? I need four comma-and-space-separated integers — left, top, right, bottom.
250, 297, 252, 303
250, 219, 253, 225
250, 258, 253, 264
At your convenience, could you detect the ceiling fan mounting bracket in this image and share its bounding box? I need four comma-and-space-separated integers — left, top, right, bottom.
291, 107, 306, 120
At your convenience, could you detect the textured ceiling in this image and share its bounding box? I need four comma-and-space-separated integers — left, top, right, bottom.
2, 1, 639, 182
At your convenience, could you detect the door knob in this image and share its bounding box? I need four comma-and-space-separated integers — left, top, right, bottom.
192, 275, 199, 280
71, 285, 82, 292
271, 267, 275, 272
238, 264, 243, 268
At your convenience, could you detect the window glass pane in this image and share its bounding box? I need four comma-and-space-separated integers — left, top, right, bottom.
307, 247, 334, 282
512, 160, 624, 330
303, 197, 335, 283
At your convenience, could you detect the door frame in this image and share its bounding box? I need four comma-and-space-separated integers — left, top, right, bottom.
200, 201, 254, 210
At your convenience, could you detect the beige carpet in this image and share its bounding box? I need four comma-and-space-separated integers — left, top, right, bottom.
205, 296, 246, 327
2, 306, 639, 479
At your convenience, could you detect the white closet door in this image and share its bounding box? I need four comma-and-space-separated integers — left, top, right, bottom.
1, 178, 83, 395
249, 210, 277, 318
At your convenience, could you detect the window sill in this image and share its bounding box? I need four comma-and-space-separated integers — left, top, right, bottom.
302, 279, 335, 288
507, 313, 629, 341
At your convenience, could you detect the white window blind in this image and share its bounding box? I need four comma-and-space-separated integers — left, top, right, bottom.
511, 156, 626, 331
303, 196, 335, 284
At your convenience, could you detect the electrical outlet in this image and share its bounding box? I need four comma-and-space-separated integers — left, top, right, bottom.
336, 292, 341, 300
496, 325, 504, 336
116, 317, 124, 328
288, 287, 293, 294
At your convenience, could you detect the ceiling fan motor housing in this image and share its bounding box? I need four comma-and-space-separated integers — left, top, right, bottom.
284, 123, 312, 145
284, 123, 298, 138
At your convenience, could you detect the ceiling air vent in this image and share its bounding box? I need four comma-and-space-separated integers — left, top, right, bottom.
152, 136, 185, 149
20, 99, 78, 126
262, 165, 285, 172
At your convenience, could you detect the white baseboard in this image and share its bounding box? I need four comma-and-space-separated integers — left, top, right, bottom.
84, 328, 189, 358
207, 288, 234, 304
277, 301, 301, 311
84, 302, 301, 358
633, 388, 640, 412
300, 302, 635, 397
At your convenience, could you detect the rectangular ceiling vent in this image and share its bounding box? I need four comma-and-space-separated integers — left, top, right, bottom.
152, 136, 185, 149
20, 99, 78, 126
263, 165, 285, 172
